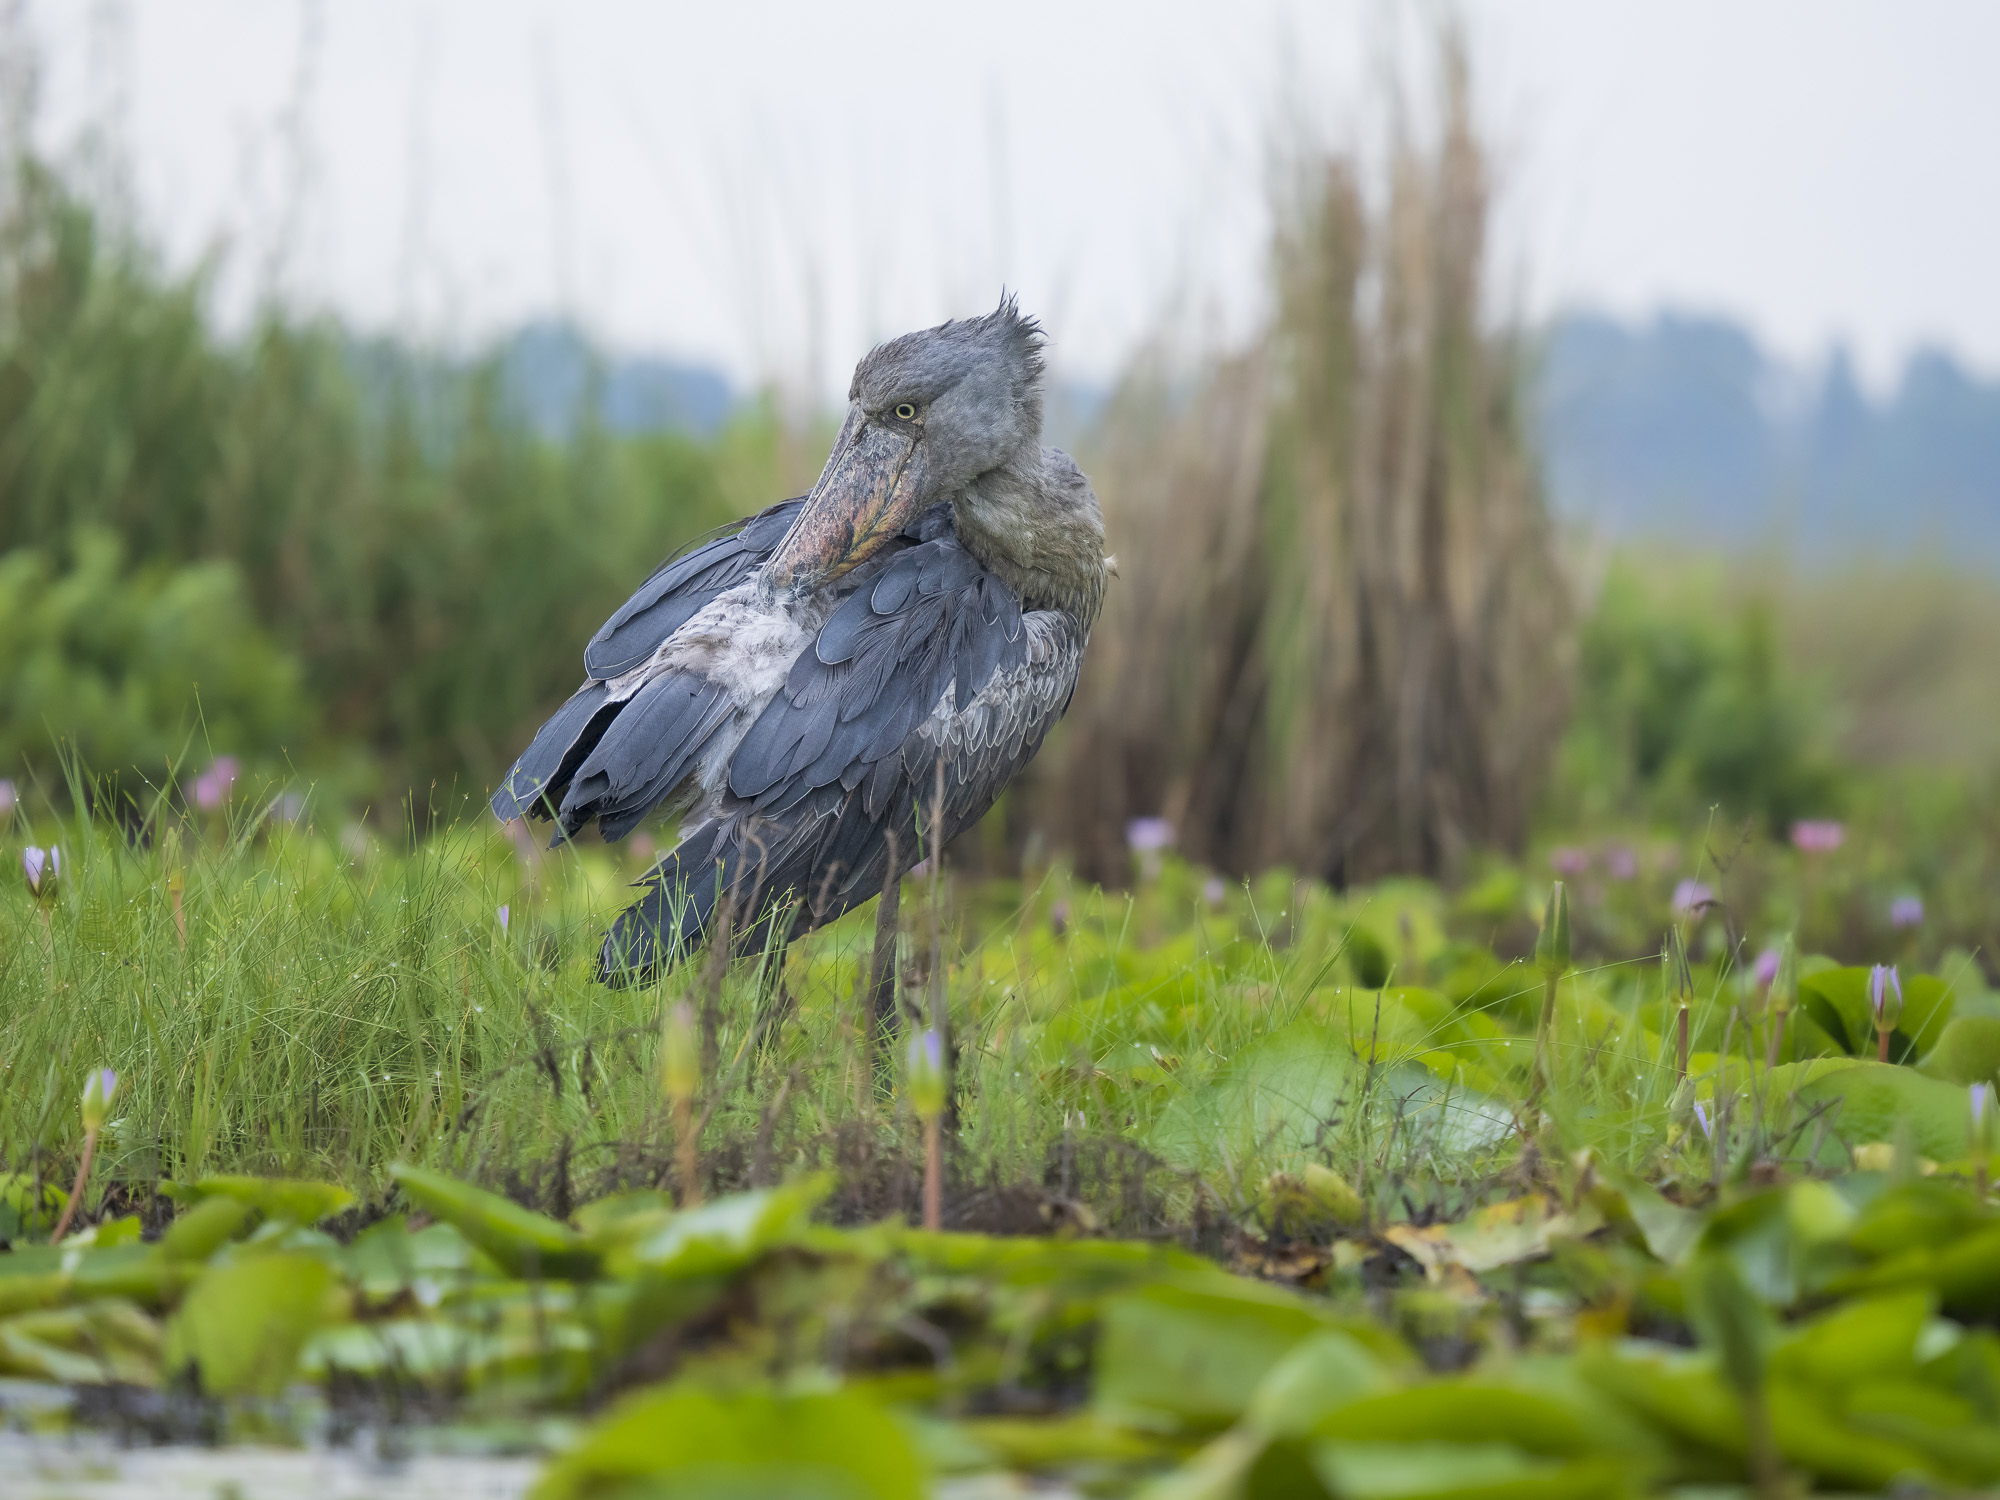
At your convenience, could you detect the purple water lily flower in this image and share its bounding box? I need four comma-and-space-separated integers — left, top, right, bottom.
1790, 819, 1845, 854
1890, 895, 1924, 931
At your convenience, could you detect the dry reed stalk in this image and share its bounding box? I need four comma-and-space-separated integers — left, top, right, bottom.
1041, 29, 1568, 885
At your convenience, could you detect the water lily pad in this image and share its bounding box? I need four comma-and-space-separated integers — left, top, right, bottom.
169, 1174, 355, 1226
159, 1195, 256, 1262
1095, 1277, 1354, 1430
165, 1250, 335, 1396
1793, 1063, 1979, 1163
1311, 1442, 1623, 1500
1798, 967, 1952, 1062
530, 1383, 924, 1500
606, 1175, 829, 1278
390, 1163, 599, 1280
0, 1299, 161, 1385
1920, 1015, 2000, 1086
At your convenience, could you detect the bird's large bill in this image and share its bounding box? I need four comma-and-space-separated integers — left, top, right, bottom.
766, 409, 930, 590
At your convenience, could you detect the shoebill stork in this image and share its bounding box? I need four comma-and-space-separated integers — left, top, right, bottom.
491, 299, 1109, 983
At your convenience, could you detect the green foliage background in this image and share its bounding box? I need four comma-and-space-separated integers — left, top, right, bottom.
0, 163, 777, 805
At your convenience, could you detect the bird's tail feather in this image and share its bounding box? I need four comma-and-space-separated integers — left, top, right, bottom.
596, 823, 799, 987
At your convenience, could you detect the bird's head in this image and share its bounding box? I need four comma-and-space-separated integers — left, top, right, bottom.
764, 297, 1045, 593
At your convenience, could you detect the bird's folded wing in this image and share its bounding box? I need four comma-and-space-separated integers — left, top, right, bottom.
584, 497, 806, 679
727, 537, 1083, 900
489, 498, 804, 821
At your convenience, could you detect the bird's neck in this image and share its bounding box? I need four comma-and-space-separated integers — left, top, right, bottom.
951, 455, 1108, 623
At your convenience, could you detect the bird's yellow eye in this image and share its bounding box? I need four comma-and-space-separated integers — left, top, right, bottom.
893, 402, 918, 421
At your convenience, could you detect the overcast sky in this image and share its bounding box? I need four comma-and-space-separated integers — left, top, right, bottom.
24, 1, 2000, 396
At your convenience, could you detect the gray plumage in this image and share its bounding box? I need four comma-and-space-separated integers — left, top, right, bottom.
490, 299, 1110, 983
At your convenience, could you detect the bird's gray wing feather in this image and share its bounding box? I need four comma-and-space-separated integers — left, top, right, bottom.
488, 497, 803, 821
584, 498, 805, 678
727, 538, 1026, 819
600, 540, 1079, 978
557, 672, 736, 843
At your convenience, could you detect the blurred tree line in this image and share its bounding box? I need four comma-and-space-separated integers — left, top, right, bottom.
0, 158, 787, 811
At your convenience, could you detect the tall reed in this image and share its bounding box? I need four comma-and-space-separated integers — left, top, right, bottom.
1047, 32, 1570, 886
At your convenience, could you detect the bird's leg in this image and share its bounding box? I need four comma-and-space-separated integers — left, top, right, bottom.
928, 759, 957, 1137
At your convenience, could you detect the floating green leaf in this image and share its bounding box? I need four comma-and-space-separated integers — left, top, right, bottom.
1312, 1384, 1605, 1458
1920, 1015, 2000, 1086
1799, 968, 1952, 1063
0, 1299, 160, 1385
170, 1174, 355, 1226
530, 1383, 925, 1500
1096, 1278, 1351, 1430
164, 1251, 336, 1397
605, 1175, 829, 1278
1311, 1442, 1623, 1500
1794, 1064, 1979, 1163
390, 1163, 599, 1280
158, 1195, 256, 1262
